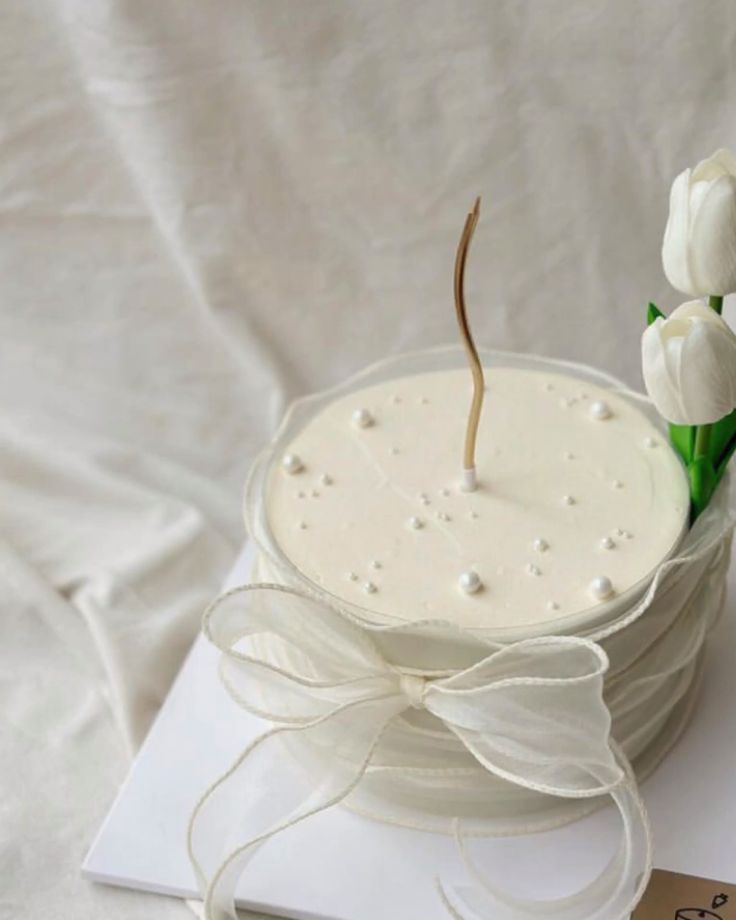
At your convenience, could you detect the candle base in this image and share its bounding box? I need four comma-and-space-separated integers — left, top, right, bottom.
460, 467, 477, 492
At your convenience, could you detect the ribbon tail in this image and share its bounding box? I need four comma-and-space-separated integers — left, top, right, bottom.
187, 694, 405, 920
438, 745, 652, 920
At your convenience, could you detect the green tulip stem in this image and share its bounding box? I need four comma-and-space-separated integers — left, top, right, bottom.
709, 294, 724, 315
694, 423, 712, 460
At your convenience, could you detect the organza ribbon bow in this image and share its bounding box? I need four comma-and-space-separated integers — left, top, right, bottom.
188, 584, 652, 920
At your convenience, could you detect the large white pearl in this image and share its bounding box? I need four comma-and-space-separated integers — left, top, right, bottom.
282, 453, 303, 474
533, 537, 548, 553
352, 408, 374, 429
589, 576, 613, 601
458, 571, 482, 594
589, 400, 612, 420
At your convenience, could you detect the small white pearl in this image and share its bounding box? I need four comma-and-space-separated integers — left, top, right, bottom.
564, 451, 575, 461
544, 382, 554, 391
562, 495, 576, 506
311, 490, 320, 498
439, 487, 450, 497
391, 395, 402, 404
297, 490, 306, 499
407, 516, 424, 530
612, 479, 623, 489
590, 400, 612, 421
643, 436, 657, 448
589, 576, 614, 601
600, 536, 615, 550
363, 581, 377, 594
437, 511, 451, 522
526, 563, 542, 576
389, 446, 400, 455
547, 601, 560, 611
370, 560, 382, 570
418, 492, 430, 505
419, 396, 429, 404
469, 510, 479, 519
319, 473, 333, 486
352, 408, 374, 429
458, 571, 482, 594
282, 453, 303, 474
533, 537, 549, 553
347, 572, 358, 582
297, 521, 308, 530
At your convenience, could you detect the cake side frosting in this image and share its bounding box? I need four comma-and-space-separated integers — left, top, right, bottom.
265, 367, 689, 628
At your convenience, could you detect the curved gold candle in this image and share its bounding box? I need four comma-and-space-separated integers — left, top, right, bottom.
453, 196, 483, 491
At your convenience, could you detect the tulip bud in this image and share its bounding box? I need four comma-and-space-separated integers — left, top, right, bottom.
642, 299, 736, 425
662, 149, 736, 297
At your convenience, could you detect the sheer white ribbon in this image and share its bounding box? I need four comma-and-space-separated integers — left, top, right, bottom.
188, 584, 651, 920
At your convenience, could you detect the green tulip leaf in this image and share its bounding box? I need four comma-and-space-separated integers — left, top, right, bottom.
715, 428, 736, 482
669, 423, 695, 465
647, 301, 665, 325
709, 408, 736, 469
689, 455, 717, 521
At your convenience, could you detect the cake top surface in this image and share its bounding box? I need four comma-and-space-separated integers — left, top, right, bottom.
265, 366, 689, 631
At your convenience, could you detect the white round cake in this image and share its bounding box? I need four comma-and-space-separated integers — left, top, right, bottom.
266, 365, 689, 630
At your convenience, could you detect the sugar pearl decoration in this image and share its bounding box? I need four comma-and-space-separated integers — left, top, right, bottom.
437, 511, 451, 522
370, 560, 382, 570
363, 581, 377, 594
352, 408, 374, 429
589, 576, 614, 601
407, 516, 424, 530
643, 436, 657, 448
547, 601, 560, 611
458, 571, 482, 595
600, 536, 615, 550
562, 495, 576, 506
319, 473, 333, 486
526, 563, 541, 576
589, 400, 612, 420
347, 572, 358, 582
533, 537, 549, 553
282, 453, 303, 474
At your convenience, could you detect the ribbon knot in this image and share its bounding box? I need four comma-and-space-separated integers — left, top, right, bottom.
398, 672, 427, 708
189, 583, 652, 920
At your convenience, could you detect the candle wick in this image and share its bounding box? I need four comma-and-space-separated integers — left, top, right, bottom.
453, 196, 484, 492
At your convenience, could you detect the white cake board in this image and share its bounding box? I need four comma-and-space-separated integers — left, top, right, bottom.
83, 543, 736, 919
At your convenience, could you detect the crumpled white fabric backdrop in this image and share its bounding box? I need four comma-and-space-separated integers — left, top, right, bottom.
1, 2, 735, 919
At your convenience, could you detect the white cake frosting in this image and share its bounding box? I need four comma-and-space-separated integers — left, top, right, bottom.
266, 366, 689, 629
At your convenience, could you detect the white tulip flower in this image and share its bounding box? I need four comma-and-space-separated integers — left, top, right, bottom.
662, 148, 736, 297
642, 299, 736, 425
